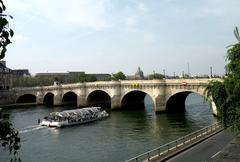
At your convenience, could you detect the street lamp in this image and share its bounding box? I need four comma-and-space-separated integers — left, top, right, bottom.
210, 66, 213, 78
163, 69, 165, 78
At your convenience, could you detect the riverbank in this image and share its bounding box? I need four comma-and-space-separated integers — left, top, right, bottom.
210, 135, 240, 162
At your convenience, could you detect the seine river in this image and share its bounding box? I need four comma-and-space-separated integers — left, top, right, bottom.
1, 93, 216, 162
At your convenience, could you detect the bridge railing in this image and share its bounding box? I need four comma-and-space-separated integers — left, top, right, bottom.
125, 122, 223, 162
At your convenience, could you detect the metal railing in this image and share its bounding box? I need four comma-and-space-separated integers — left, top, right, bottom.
125, 122, 222, 162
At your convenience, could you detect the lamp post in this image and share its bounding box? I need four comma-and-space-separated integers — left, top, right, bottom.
210, 66, 213, 78
187, 62, 190, 77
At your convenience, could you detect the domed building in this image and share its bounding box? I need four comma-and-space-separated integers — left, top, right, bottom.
135, 67, 144, 79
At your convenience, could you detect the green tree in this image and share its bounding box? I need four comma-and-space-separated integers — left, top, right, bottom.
85, 74, 97, 82
205, 27, 240, 132
148, 73, 164, 80
112, 71, 126, 80
0, 1, 21, 161
99, 75, 112, 81
12, 74, 99, 87
0, 1, 14, 60
0, 110, 21, 161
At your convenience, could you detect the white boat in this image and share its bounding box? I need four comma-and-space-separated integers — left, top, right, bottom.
40, 107, 109, 127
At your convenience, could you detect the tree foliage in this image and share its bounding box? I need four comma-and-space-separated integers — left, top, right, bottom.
148, 73, 164, 80
205, 27, 240, 132
0, 1, 21, 161
12, 74, 98, 87
0, 0, 14, 60
0, 110, 21, 161
111, 71, 126, 80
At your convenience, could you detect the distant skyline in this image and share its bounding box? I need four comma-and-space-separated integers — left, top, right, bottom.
4, 0, 240, 76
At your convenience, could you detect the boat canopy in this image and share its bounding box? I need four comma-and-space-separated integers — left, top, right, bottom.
50, 107, 101, 118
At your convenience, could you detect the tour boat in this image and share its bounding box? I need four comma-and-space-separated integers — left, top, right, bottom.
40, 107, 109, 128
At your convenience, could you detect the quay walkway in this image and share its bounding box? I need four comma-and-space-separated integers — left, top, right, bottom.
125, 123, 225, 162
167, 129, 234, 162
209, 134, 240, 162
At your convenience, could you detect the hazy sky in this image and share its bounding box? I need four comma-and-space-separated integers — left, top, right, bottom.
4, 0, 240, 76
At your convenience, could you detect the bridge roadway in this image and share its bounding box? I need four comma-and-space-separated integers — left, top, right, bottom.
2, 79, 220, 114
167, 130, 234, 162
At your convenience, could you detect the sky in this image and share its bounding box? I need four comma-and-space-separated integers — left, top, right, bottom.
3, 0, 240, 76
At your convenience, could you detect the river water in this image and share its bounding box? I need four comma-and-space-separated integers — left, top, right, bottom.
0, 93, 216, 162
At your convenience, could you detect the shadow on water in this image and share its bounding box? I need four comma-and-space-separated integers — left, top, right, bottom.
120, 93, 216, 139
162, 93, 217, 132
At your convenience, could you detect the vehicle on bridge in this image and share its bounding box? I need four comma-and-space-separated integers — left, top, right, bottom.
40, 107, 109, 127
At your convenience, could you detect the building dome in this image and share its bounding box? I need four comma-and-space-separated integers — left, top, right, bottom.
135, 67, 144, 79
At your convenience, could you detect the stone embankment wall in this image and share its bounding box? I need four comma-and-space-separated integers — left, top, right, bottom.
0, 90, 15, 106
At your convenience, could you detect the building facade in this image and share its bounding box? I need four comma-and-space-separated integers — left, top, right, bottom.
0, 61, 12, 90
135, 67, 144, 79
12, 69, 31, 77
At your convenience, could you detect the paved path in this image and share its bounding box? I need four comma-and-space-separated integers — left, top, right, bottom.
167, 130, 234, 162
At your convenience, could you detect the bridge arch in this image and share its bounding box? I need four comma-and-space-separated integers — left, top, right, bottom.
43, 92, 54, 105
166, 91, 192, 112
87, 90, 111, 108
166, 90, 211, 113
16, 94, 36, 104
62, 91, 78, 106
121, 90, 154, 110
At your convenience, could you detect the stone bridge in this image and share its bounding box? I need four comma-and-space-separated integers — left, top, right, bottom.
11, 79, 218, 115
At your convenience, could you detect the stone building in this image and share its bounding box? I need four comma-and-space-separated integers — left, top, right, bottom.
0, 61, 12, 90
12, 69, 31, 77
135, 67, 144, 79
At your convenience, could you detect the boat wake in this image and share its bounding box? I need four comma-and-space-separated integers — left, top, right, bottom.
19, 125, 44, 134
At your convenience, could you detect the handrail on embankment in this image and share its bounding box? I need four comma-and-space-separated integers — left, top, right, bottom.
125, 122, 223, 162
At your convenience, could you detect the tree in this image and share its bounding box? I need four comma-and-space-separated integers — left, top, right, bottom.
204, 27, 240, 132
148, 73, 164, 80
204, 80, 228, 126
0, 1, 21, 161
112, 71, 126, 80
0, 1, 14, 60
85, 74, 97, 82
0, 109, 21, 161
